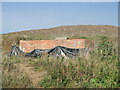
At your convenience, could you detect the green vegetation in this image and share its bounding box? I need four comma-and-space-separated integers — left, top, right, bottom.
38, 57, 119, 88
1, 25, 119, 88
2, 56, 33, 88
29, 37, 119, 88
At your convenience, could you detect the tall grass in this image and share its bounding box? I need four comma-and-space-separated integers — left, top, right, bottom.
26, 37, 119, 88
2, 56, 33, 88
2, 34, 119, 88
29, 55, 118, 88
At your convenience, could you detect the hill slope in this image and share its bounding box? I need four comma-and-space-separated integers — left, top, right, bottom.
2, 25, 118, 52
3, 25, 118, 38
2, 25, 119, 88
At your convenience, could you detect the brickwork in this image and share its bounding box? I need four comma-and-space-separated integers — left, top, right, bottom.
19, 39, 94, 52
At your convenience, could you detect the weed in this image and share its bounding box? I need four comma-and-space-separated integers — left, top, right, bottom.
2, 29, 119, 88
2, 56, 33, 88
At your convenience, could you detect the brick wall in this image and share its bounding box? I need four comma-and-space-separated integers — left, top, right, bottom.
19, 39, 94, 52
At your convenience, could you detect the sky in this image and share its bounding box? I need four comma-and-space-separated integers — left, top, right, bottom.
2, 2, 118, 34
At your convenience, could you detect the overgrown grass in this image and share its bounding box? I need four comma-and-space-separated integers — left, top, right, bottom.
2, 30, 119, 88
2, 56, 33, 88
26, 37, 119, 88
30, 55, 118, 88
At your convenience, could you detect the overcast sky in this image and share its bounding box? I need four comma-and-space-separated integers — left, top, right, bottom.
2, 2, 118, 34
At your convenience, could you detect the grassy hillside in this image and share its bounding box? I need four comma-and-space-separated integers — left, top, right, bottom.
1, 25, 119, 88
2, 25, 118, 52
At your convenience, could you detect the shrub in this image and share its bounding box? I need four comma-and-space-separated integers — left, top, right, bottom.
97, 36, 115, 60
2, 55, 33, 88
37, 54, 119, 88
2, 35, 119, 88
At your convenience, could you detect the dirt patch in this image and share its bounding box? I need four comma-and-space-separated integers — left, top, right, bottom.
16, 62, 47, 87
